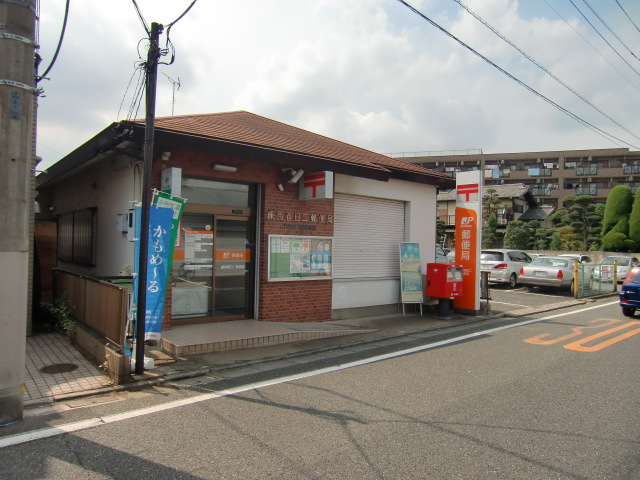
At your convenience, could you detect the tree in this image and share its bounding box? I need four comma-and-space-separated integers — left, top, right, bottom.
628, 188, 640, 248
550, 195, 603, 250
503, 220, 529, 249
556, 226, 582, 250
482, 188, 501, 248
436, 219, 446, 246
601, 185, 634, 251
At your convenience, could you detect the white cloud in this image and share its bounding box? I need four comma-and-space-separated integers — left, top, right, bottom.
35, 0, 640, 169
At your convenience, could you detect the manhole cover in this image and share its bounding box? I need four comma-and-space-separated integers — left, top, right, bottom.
40, 363, 78, 374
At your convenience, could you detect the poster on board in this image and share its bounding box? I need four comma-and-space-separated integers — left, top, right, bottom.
399, 242, 423, 303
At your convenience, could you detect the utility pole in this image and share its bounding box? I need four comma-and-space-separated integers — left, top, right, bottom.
0, 0, 37, 424
135, 22, 163, 375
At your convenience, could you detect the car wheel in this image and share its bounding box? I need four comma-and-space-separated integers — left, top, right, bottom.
569, 279, 574, 293
508, 273, 517, 289
622, 306, 636, 317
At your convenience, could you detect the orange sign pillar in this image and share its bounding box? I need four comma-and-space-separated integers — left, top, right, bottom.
453, 171, 483, 314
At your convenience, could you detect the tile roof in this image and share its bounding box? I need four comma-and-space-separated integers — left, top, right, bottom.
127, 111, 452, 181
519, 205, 555, 221
437, 183, 532, 201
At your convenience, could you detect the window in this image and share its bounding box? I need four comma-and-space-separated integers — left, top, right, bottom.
57, 208, 96, 265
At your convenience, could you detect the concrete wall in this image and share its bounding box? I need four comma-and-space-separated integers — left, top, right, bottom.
332, 175, 437, 313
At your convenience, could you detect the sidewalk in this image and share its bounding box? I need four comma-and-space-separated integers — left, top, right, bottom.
24, 298, 589, 406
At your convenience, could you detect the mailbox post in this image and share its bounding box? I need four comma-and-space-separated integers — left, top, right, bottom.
425, 263, 464, 317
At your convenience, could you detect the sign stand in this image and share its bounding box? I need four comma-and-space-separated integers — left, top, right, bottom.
399, 242, 423, 315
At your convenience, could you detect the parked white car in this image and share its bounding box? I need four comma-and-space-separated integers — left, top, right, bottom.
480, 249, 533, 288
593, 256, 640, 283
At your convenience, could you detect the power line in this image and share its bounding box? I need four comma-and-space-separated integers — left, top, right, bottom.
615, 0, 640, 34
394, 0, 639, 150
567, 0, 640, 78
36, 0, 70, 83
131, 0, 150, 36
581, 0, 640, 63
452, 0, 640, 143
542, 0, 640, 95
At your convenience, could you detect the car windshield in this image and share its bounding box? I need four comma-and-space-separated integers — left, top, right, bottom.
481, 252, 504, 262
602, 257, 630, 266
531, 257, 568, 267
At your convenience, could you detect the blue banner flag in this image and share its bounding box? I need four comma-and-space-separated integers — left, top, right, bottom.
133, 205, 174, 341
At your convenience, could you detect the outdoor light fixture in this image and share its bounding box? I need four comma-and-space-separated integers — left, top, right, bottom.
277, 184, 285, 191
161, 151, 171, 161
212, 163, 237, 173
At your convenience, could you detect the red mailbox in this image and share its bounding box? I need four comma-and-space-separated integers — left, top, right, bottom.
426, 263, 463, 298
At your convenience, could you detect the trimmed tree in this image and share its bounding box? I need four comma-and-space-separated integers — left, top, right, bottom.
628, 188, 640, 248
601, 185, 633, 251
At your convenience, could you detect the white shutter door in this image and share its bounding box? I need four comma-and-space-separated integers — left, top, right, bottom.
334, 194, 405, 279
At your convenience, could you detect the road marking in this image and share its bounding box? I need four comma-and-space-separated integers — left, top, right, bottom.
0, 299, 620, 450
491, 301, 529, 307
524, 319, 621, 345
564, 321, 640, 352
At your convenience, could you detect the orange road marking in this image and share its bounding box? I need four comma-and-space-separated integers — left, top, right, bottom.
564, 321, 640, 352
523, 319, 620, 345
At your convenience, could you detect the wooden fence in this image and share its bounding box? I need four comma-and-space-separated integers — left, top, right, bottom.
54, 270, 129, 348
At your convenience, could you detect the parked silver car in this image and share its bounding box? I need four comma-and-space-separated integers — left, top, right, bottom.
519, 256, 575, 291
593, 256, 640, 283
480, 249, 532, 288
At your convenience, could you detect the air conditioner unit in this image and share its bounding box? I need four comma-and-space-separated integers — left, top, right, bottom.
629, 176, 634, 182
587, 177, 592, 182
435, 162, 439, 166
537, 158, 542, 163
536, 178, 541, 184
460, 161, 464, 166
500, 179, 505, 184
588, 156, 592, 161
500, 159, 504, 164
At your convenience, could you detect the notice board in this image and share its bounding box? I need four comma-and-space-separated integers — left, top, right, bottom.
268, 235, 333, 281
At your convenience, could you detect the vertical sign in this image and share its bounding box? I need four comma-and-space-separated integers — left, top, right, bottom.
132, 206, 174, 341
400, 242, 423, 304
453, 171, 482, 313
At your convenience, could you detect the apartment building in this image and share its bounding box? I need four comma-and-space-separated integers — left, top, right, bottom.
391, 147, 640, 210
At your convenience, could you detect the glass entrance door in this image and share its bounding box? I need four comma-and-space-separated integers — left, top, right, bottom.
214, 217, 251, 318
171, 213, 252, 322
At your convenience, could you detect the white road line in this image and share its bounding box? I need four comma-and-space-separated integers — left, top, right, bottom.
0, 299, 620, 450
490, 301, 529, 307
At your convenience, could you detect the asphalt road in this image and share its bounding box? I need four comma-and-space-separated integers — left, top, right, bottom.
1, 298, 638, 479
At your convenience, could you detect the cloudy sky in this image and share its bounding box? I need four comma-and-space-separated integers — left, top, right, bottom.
36, 0, 640, 170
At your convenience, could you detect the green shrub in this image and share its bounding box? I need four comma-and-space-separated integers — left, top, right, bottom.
40, 297, 75, 338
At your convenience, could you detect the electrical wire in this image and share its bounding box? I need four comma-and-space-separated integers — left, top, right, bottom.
542, 0, 640, 95
161, 0, 199, 66
395, 0, 639, 150
131, 0, 150, 36
37, 0, 70, 83
567, 0, 640, 78
452, 0, 640, 143
581, 0, 640, 62
615, 0, 640, 34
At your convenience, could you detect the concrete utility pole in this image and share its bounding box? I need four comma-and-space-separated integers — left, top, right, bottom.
0, 0, 37, 424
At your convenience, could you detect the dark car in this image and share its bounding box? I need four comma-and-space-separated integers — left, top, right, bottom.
619, 266, 640, 317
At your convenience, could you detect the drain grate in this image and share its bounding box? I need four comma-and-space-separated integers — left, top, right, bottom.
40, 363, 79, 374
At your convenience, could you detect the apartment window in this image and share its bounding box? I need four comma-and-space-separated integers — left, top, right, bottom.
57, 208, 96, 265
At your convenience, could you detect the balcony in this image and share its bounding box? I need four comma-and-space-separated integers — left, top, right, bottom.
576, 166, 598, 176
527, 168, 552, 177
